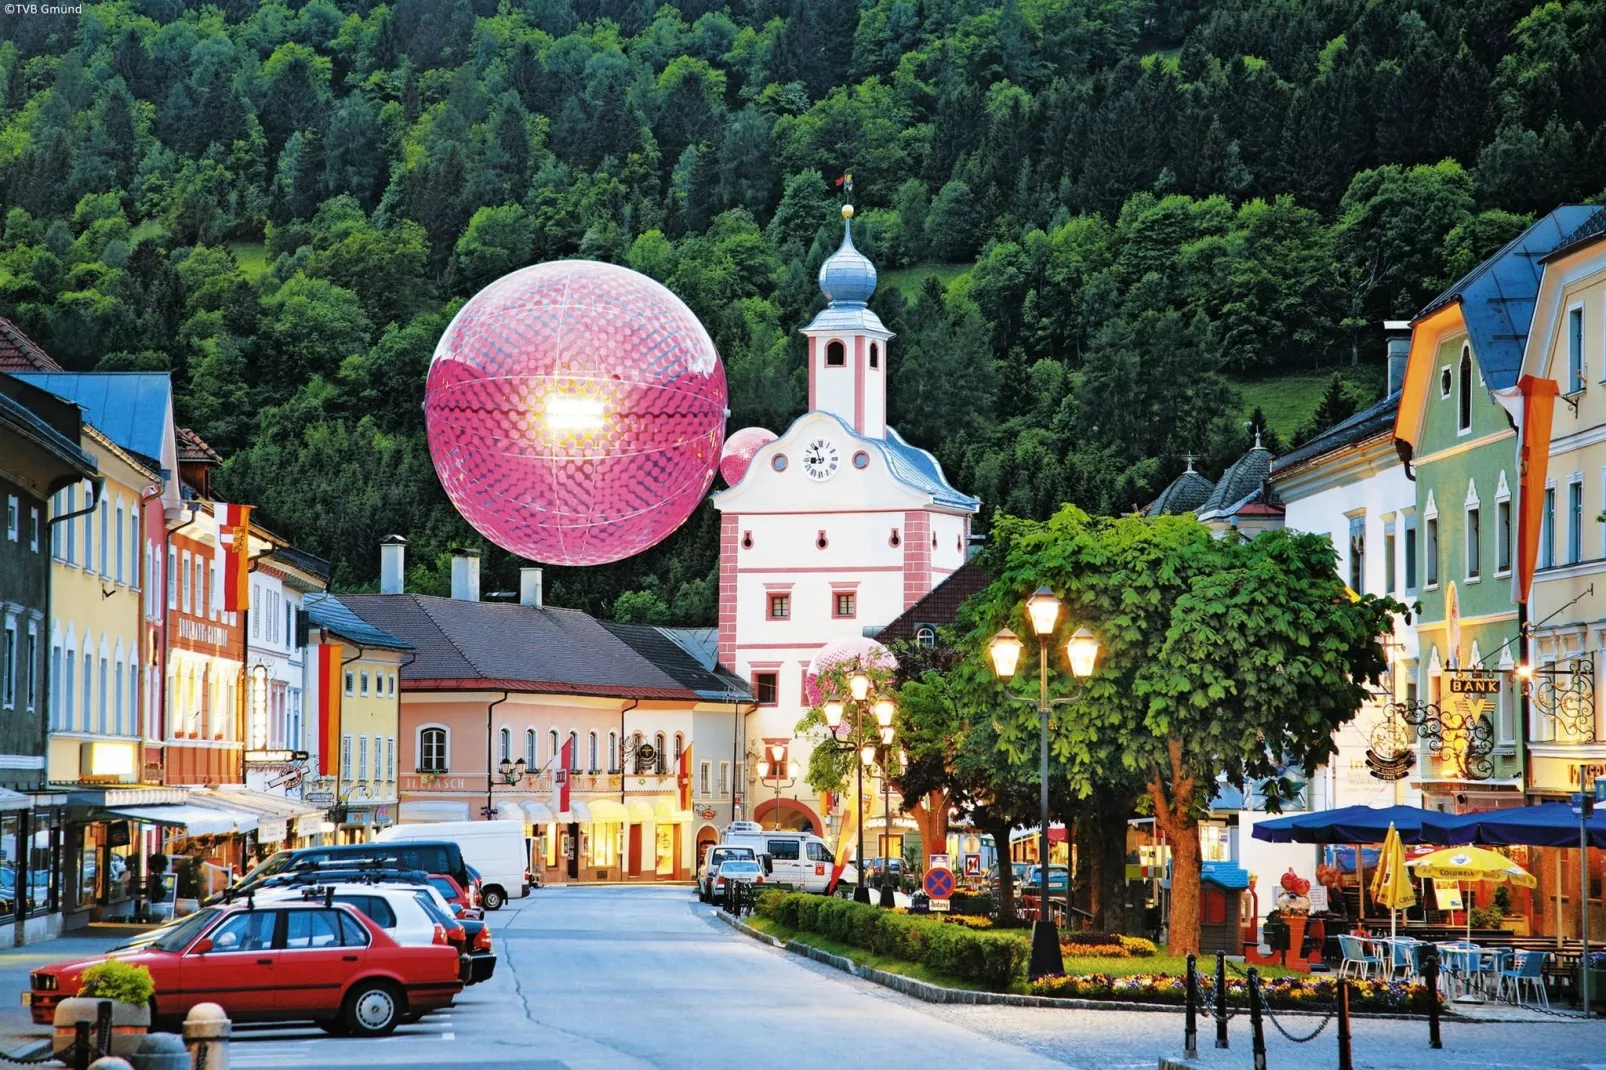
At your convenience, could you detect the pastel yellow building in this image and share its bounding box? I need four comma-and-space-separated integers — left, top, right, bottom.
303, 594, 409, 841
1515, 211, 1606, 941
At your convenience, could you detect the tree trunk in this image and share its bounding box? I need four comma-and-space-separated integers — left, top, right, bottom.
1094, 793, 1134, 933
906, 789, 950, 867
1149, 737, 1201, 955
978, 814, 1017, 922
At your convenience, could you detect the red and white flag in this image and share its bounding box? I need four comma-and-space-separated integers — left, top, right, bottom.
552, 735, 573, 814
213, 502, 252, 613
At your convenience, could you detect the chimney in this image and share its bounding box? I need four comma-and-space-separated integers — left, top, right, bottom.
1384, 320, 1411, 397
379, 535, 406, 595
449, 547, 481, 602
519, 567, 544, 608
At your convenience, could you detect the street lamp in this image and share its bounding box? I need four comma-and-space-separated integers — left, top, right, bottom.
498, 757, 528, 785
988, 585, 1100, 980
862, 741, 904, 908
757, 746, 800, 830
818, 671, 897, 904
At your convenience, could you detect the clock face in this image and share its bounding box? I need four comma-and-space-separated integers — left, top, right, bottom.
802, 438, 840, 481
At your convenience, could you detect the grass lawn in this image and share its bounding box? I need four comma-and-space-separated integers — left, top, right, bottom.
129, 219, 166, 244
881, 262, 971, 299
228, 240, 272, 279
1060, 952, 1297, 981
1231, 364, 1386, 439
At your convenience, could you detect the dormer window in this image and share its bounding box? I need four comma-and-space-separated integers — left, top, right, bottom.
869, 343, 879, 369
825, 340, 845, 367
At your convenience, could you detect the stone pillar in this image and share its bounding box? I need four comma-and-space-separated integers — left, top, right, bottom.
183, 1003, 230, 1070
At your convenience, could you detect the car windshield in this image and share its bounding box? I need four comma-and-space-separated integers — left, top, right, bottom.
237, 852, 292, 887
413, 891, 455, 926
147, 907, 223, 952
719, 862, 760, 874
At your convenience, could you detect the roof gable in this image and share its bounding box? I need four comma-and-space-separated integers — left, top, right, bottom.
0, 318, 63, 373
10, 372, 175, 473
878, 558, 992, 644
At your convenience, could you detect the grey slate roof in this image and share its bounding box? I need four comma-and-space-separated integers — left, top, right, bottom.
0, 374, 97, 478
337, 593, 700, 698
1417, 205, 1602, 392
1269, 393, 1401, 477
879, 558, 993, 643
1145, 467, 1216, 516
882, 426, 979, 511
600, 622, 750, 701
11, 372, 173, 471
1198, 445, 1275, 517
1544, 206, 1606, 263
304, 593, 412, 651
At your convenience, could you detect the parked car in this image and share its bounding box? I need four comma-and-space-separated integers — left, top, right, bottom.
376, 822, 529, 910
26, 900, 462, 1036
718, 822, 850, 893
428, 874, 480, 919
989, 862, 1031, 896
711, 859, 764, 899
1021, 865, 1070, 895
225, 843, 470, 903
697, 846, 756, 902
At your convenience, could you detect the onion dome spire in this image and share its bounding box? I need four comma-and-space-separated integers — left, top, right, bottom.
817, 204, 877, 307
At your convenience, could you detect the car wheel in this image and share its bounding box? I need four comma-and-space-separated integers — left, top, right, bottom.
343, 981, 404, 1037
481, 886, 506, 911
317, 1019, 352, 1036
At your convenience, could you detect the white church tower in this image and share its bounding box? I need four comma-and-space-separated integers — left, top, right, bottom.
712, 205, 980, 832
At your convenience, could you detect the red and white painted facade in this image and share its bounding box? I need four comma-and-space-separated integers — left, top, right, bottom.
713, 209, 978, 829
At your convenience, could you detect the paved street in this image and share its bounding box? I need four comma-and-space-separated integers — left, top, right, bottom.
6, 887, 1606, 1069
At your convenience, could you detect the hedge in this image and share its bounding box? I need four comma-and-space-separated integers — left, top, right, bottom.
753, 889, 1029, 988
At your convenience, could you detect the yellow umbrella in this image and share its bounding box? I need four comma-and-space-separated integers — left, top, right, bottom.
1369, 823, 1416, 940
1407, 846, 1534, 943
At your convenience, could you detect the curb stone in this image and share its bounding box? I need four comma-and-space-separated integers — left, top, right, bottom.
713, 910, 1518, 1022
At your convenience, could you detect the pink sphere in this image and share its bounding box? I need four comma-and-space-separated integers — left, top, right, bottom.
424, 260, 728, 566
804, 637, 897, 708
719, 426, 777, 486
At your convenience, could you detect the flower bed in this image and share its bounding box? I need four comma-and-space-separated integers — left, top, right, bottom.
1030, 972, 1441, 1012
1060, 932, 1157, 958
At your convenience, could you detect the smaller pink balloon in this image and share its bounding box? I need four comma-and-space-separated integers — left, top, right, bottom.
719, 426, 777, 486
804, 636, 897, 708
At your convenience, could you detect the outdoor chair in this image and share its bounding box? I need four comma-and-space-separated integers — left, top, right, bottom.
1388, 938, 1423, 979
1338, 935, 1383, 979
1498, 950, 1549, 1008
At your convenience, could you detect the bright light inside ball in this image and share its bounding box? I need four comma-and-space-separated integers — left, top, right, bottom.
544, 392, 606, 433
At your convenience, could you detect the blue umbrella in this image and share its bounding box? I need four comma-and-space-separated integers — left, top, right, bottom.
1430, 801, 1606, 850
1251, 804, 1471, 845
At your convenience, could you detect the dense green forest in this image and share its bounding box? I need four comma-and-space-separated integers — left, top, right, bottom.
3, 0, 1605, 619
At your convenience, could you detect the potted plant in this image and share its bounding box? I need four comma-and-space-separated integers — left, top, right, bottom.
52, 961, 154, 1059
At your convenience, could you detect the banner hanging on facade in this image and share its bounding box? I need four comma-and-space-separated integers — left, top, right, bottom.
317, 644, 342, 777
213, 502, 253, 613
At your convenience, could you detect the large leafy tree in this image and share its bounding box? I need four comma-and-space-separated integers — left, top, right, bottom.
950, 507, 1399, 953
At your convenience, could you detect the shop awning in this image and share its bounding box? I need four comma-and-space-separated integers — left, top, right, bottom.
588, 799, 628, 823
521, 801, 555, 824
0, 788, 30, 812
562, 801, 593, 823
399, 800, 472, 823
198, 788, 326, 819
495, 801, 526, 823
101, 803, 258, 837
628, 799, 655, 821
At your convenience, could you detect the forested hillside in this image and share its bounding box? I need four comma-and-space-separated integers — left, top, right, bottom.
3, 0, 1604, 618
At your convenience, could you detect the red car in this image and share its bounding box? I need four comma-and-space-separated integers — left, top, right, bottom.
26, 900, 462, 1036
427, 874, 479, 919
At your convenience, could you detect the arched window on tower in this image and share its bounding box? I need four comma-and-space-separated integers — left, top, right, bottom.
655, 732, 667, 774
825, 340, 845, 367
869, 342, 879, 369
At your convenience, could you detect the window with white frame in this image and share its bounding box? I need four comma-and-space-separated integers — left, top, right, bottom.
167, 547, 177, 609
1, 619, 15, 709
197, 558, 208, 620
82, 495, 93, 572
1466, 505, 1480, 580
65, 484, 77, 563
1457, 347, 1473, 432
718, 761, 730, 796
588, 731, 598, 773
5, 496, 15, 541
699, 760, 711, 797
98, 497, 108, 575
654, 732, 667, 774
29, 506, 38, 552
1347, 514, 1365, 592
360, 671, 369, 697
343, 670, 353, 696
1497, 494, 1512, 575
499, 726, 511, 762
1541, 486, 1556, 569
524, 728, 536, 766
341, 734, 353, 781
1425, 514, 1440, 587
25, 623, 36, 713
1403, 511, 1418, 592
114, 502, 124, 581
1568, 478, 1584, 565
608, 730, 618, 772
127, 509, 138, 587
568, 731, 579, 772
1569, 305, 1586, 393
180, 550, 191, 612
1383, 518, 1397, 595
50, 642, 61, 728
386, 736, 395, 780
419, 726, 448, 772
548, 729, 559, 765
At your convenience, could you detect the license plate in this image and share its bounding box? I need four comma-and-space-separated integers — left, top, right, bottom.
20, 992, 31, 1005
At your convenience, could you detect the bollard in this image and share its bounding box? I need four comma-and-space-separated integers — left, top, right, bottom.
128, 1033, 188, 1070
1247, 967, 1267, 1070
1215, 950, 1229, 1049
183, 1003, 230, 1070
89, 1059, 135, 1070
95, 1000, 113, 1061
1184, 953, 1199, 1059
1423, 947, 1442, 1050
1337, 979, 1353, 1070
75, 1020, 92, 1070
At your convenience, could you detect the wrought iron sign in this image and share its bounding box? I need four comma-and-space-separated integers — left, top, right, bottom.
1526, 657, 1595, 743
1365, 709, 1416, 782
1386, 668, 1498, 782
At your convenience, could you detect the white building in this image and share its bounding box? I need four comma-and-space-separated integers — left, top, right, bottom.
243, 547, 328, 803
712, 205, 980, 831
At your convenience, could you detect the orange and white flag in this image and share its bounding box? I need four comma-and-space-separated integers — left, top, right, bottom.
213, 502, 252, 613
827, 778, 861, 893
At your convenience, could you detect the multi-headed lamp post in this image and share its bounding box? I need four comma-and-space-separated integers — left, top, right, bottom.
755, 743, 800, 830
988, 585, 1099, 980
822, 671, 896, 905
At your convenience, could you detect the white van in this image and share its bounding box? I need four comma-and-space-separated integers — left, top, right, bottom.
719, 822, 852, 894
376, 821, 529, 909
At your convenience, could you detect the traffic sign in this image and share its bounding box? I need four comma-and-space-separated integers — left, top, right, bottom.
928, 898, 951, 912
923, 866, 955, 900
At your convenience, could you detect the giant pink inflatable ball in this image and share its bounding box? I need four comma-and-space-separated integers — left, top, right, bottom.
719, 426, 777, 486
424, 260, 728, 566
804, 636, 897, 709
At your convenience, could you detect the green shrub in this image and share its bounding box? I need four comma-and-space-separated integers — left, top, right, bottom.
774, 891, 805, 929
873, 913, 928, 960
754, 888, 788, 920
795, 894, 823, 932
848, 902, 881, 950
78, 961, 155, 1006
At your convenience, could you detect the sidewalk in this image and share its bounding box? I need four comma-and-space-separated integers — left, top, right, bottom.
0, 924, 154, 1059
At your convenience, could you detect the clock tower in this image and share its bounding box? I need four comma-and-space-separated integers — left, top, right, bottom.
711, 204, 980, 833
